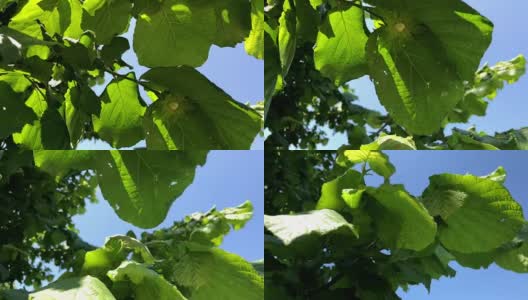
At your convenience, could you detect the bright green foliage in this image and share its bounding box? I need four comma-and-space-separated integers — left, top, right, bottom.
316, 169, 363, 210
1, 0, 262, 150
314, 2, 368, 85
29, 276, 116, 299
1, 150, 262, 300
245, 0, 264, 59
361, 134, 417, 150
264, 209, 357, 246
265, 0, 526, 150
340, 150, 395, 179
141, 67, 261, 150
9, 0, 83, 39
278, 0, 296, 75
171, 244, 263, 300
108, 261, 187, 300
265, 151, 528, 299
366, 184, 437, 251
92, 73, 146, 148
34, 150, 208, 228
422, 173, 525, 253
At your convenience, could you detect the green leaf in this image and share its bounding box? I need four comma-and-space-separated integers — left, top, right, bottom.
264, 209, 357, 246
360, 135, 417, 150
181, 201, 254, 246
366, 0, 493, 134
0, 82, 36, 139
104, 235, 155, 264
9, 0, 83, 39
94, 151, 208, 228
278, 0, 296, 75
0, 70, 32, 93
170, 243, 263, 300
342, 188, 365, 209
218, 200, 254, 230
133, 0, 216, 67
264, 31, 281, 109
34, 150, 208, 228
92, 73, 146, 148
40, 107, 71, 149
213, 0, 251, 47
447, 129, 500, 150
107, 261, 187, 300
343, 150, 395, 179
29, 276, 116, 300
422, 174, 525, 253
34, 150, 94, 177
245, 0, 264, 59
81, 0, 132, 44
367, 29, 464, 135
314, 2, 369, 85
495, 242, 528, 273
366, 184, 437, 251
141, 67, 261, 150
316, 169, 364, 210
480, 166, 506, 184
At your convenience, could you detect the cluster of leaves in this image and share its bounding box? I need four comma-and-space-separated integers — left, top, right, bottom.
265, 150, 528, 299
1, 201, 263, 299
0, 147, 97, 288
264, 0, 527, 150
0, 0, 264, 150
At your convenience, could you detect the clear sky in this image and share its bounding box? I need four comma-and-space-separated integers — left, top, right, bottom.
357, 151, 528, 299
77, 19, 264, 150
72, 150, 264, 262
323, 0, 528, 149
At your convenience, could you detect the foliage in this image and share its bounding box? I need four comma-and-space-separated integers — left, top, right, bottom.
0, 147, 97, 289
264, 0, 527, 150
1, 201, 263, 299
0, 0, 263, 150
0, 147, 263, 298
264, 150, 528, 299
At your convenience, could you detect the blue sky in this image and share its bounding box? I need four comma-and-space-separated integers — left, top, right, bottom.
78, 20, 264, 150
357, 151, 528, 299
323, 0, 528, 149
72, 150, 263, 261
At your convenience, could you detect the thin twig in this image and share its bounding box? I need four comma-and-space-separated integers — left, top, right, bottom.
104, 67, 160, 97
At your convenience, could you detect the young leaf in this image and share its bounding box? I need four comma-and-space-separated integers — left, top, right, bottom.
422, 174, 525, 253
264, 209, 357, 246
314, 1, 369, 85
316, 169, 364, 210
92, 73, 146, 148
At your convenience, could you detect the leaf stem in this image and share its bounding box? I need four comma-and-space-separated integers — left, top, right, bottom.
104, 68, 161, 98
